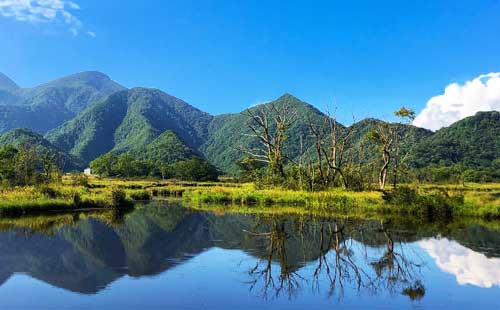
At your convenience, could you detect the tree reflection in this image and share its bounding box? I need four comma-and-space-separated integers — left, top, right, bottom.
245, 218, 425, 301
370, 222, 424, 296
312, 222, 372, 298
247, 220, 304, 299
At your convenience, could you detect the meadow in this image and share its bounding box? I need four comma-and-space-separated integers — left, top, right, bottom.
0, 176, 499, 219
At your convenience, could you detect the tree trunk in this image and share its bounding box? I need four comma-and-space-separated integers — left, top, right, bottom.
379, 150, 391, 189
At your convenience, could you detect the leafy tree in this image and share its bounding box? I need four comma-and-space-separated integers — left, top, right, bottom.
14, 145, 39, 186
90, 153, 118, 177
236, 157, 266, 182
0, 144, 61, 186
171, 157, 219, 181
0, 145, 18, 185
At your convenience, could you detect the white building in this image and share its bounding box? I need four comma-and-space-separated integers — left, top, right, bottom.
84, 168, 92, 176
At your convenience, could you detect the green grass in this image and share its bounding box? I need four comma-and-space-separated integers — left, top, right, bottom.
0, 176, 235, 215
178, 182, 500, 219
0, 181, 134, 216
0, 177, 499, 219
183, 183, 382, 206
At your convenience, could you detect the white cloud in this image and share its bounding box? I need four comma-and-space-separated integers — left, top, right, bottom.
0, 0, 86, 36
413, 72, 500, 131
248, 100, 270, 109
86, 30, 95, 38
419, 238, 500, 288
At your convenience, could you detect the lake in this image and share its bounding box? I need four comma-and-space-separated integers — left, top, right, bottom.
0, 201, 499, 309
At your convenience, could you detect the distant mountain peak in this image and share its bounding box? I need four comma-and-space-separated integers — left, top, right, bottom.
270, 93, 326, 116
277, 92, 299, 100
40, 71, 124, 91
0, 72, 19, 92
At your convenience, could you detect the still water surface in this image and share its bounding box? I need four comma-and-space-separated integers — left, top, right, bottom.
0, 202, 499, 309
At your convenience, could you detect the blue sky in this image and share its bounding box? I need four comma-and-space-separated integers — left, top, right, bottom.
1, 0, 500, 126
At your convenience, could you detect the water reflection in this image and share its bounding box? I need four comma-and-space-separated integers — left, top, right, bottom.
0, 202, 498, 305
420, 238, 500, 288
245, 218, 425, 300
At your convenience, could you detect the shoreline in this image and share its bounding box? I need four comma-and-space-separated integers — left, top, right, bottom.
0, 179, 499, 219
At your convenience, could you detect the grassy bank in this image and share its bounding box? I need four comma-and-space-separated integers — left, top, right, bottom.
0, 183, 133, 216
0, 177, 226, 215
0, 177, 499, 219
179, 183, 500, 219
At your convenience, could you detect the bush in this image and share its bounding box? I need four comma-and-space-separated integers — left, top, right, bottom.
130, 190, 151, 201
38, 186, 60, 199
70, 173, 89, 187
72, 192, 82, 206
382, 186, 418, 206
110, 187, 127, 207
383, 186, 459, 219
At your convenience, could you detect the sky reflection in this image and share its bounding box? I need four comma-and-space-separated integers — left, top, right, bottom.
419, 238, 500, 288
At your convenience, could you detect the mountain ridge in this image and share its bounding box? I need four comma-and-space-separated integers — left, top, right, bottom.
0, 71, 125, 134
0, 71, 497, 176
46, 87, 213, 163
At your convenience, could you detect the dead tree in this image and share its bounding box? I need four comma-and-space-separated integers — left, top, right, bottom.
312, 222, 373, 298
307, 108, 354, 189
368, 122, 395, 189
242, 103, 297, 183
247, 220, 303, 299
368, 107, 415, 189
370, 222, 423, 295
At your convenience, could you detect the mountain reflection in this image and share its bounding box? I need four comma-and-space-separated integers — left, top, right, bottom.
0, 202, 498, 300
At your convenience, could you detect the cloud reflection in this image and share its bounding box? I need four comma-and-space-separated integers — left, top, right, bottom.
419, 238, 500, 288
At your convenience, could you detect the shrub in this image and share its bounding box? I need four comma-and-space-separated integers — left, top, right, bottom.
383, 186, 459, 219
382, 186, 418, 206
38, 186, 60, 199
72, 192, 82, 206
110, 187, 127, 207
71, 174, 90, 187
130, 190, 151, 201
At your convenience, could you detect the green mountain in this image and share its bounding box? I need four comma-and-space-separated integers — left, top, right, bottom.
46, 88, 213, 163
128, 130, 198, 164
410, 111, 500, 168
343, 118, 433, 162
0, 128, 85, 171
200, 93, 331, 173
0, 71, 124, 133
1, 71, 499, 176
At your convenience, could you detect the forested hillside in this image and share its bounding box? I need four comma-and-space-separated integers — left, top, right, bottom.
0, 128, 84, 171
46, 88, 212, 163
0, 71, 124, 133
200, 94, 331, 173
411, 111, 500, 168
127, 130, 198, 164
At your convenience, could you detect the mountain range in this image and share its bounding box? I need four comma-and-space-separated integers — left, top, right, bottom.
0, 71, 498, 174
